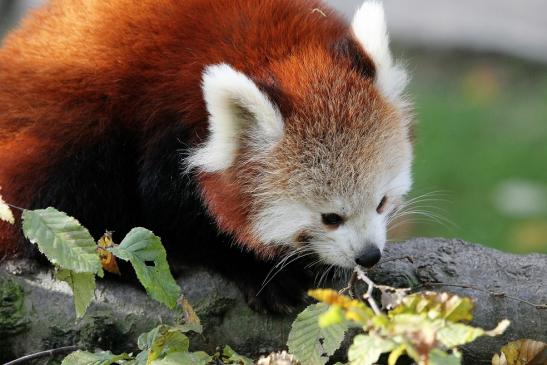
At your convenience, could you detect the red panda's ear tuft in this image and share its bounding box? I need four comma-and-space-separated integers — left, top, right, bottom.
187, 64, 284, 173
351, 1, 408, 106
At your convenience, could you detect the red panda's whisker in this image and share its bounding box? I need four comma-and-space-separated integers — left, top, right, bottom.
258, 250, 317, 296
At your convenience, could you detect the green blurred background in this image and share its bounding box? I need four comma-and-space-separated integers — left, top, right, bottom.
392, 49, 547, 254
2, 0, 546, 254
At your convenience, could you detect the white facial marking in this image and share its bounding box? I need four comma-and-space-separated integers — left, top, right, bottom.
252, 158, 412, 268
317, 212, 387, 268
253, 200, 314, 245
187, 63, 284, 172
351, 1, 408, 106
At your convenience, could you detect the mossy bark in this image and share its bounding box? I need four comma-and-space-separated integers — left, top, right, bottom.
0, 238, 545, 364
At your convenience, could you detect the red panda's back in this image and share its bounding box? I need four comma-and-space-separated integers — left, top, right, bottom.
0, 0, 348, 254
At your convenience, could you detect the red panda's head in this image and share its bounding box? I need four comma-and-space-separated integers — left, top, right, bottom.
187, 2, 412, 269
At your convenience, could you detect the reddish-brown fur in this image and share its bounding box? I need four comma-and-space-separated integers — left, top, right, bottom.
0, 0, 383, 257
0, 0, 356, 253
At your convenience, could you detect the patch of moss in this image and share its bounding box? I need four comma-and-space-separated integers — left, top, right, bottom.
0, 277, 30, 361
0, 277, 28, 333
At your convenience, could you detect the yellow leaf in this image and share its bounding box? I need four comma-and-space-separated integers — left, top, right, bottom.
97, 231, 121, 275
390, 292, 475, 322
319, 305, 344, 327
388, 344, 407, 365
0, 190, 15, 225
309, 289, 368, 311
309, 289, 374, 325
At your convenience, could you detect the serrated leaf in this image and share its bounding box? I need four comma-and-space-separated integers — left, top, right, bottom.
287, 303, 348, 365
56, 268, 96, 318
222, 345, 254, 365
390, 292, 475, 322
62, 350, 131, 365
97, 231, 121, 275
348, 334, 396, 365
151, 351, 211, 365
0, 191, 15, 224
110, 228, 181, 309
22, 208, 101, 274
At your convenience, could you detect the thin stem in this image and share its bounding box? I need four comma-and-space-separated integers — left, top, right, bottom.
355, 266, 382, 315
338, 270, 358, 298
4, 346, 80, 365
6, 203, 25, 212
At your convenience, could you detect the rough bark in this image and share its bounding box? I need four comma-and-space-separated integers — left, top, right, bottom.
0, 238, 545, 364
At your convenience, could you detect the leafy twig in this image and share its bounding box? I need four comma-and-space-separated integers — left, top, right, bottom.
4, 346, 80, 365
355, 266, 382, 315
338, 271, 358, 298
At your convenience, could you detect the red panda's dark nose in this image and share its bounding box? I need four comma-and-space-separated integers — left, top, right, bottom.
355, 246, 382, 268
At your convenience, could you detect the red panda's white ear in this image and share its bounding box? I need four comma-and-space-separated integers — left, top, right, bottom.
187, 64, 284, 172
351, 1, 408, 106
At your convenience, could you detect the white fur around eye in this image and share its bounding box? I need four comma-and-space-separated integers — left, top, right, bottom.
351, 1, 408, 105
252, 200, 313, 245
186, 63, 284, 172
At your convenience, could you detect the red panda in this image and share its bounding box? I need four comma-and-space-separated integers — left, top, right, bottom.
0, 0, 412, 312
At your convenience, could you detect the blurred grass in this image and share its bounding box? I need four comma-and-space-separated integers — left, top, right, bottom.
393, 49, 547, 254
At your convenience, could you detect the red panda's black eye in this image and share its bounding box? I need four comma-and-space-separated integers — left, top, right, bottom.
376, 196, 388, 214
321, 213, 344, 227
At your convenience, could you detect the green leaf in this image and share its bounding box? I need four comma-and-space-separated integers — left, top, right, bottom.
151, 351, 211, 365
428, 349, 461, 365
437, 322, 485, 348
222, 345, 253, 365
62, 350, 131, 365
22, 208, 101, 274
437, 319, 509, 348
348, 334, 397, 365
136, 325, 190, 365
287, 303, 348, 365
110, 228, 181, 308
149, 332, 189, 363
56, 268, 96, 317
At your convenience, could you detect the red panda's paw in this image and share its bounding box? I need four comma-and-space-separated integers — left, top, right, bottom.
240, 265, 314, 314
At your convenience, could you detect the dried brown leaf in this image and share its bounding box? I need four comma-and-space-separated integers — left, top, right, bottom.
377, 285, 411, 311
97, 231, 120, 275
491, 339, 546, 365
